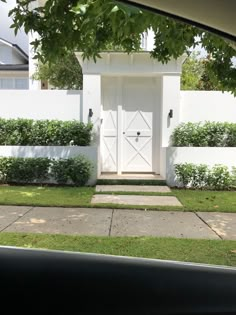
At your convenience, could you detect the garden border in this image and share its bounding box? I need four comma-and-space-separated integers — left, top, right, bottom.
0, 146, 97, 185
166, 147, 236, 186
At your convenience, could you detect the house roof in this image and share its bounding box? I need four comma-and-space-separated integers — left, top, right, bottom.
0, 37, 28, 63
0, 64, 29, 71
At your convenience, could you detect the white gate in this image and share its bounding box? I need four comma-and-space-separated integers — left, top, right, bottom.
122, 78, 154, 172
101, 77, 157, 173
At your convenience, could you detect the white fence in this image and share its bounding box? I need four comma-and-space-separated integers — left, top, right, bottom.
0, 90, 82, 121
166, 147, 236, 186
180, 91, 236, 123
0, 146, 97, 185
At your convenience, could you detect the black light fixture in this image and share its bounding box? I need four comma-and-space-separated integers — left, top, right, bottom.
168, 109, 173, 118
89, 108, 93, 118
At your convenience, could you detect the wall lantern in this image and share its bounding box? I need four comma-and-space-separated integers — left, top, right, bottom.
168, 109, 173, 118
89, 108, 93, 118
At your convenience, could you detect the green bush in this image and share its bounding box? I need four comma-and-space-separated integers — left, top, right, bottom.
50, 159, 71, 185
68, 156, 93, 186
207, 165, 232, 190
174, 163, 232, 190
174, 163, 197, 187
51, 156, 93, 186
0, 156, 93, 186
171, 122, 235, 147
0, 157, 50, 183
0, 118, 92, 146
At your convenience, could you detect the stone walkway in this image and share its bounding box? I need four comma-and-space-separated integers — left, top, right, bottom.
92, 194, 182, 206
95, 185, 171, 193
0, 205, 236, 239
93, 185, 182, 206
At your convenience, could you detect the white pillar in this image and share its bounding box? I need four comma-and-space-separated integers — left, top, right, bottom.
161, 74, 181, 146
28, 0, 41, 90
28, 31, 41, 90
83, 74, 102, 175
146, 29, 155, 51
159, 74, 181, 178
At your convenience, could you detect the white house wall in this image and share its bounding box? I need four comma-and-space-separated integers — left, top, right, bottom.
0, 44, 12, 64
0, 90, 82, 120
180, 91, 236, 122
0, 0, 28, 55
0, 43, 27, 65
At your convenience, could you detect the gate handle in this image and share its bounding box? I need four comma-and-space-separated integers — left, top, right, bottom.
137, 131, 141, 136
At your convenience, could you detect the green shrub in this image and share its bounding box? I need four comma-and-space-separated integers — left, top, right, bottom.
68, 156, 93, 186
0, 157, 50, 183
174, 163, 197, 187
51, 156, 93, 186
231, 167, 236, 187
0, 156, 93, 186
226, 124, 236, 147
195, 164, 209, 188
171, 121, 235, 147
0, 118, 92, 146
171, 122, 208, 146
174, 163, 232, 190
50, 159, 72, 185
0, 157, 14, 182
207, 165, 232, 190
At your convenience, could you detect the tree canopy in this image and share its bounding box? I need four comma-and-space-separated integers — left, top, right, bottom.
34, 52, 83, 90
4, 0, 236, 94
181, 53, 220, 91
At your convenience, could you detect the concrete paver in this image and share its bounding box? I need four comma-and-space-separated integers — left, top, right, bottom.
91, 194, 182, 206
5, 207, 112, 236
1, 205, 236, 240
111, 210, 219, 239
96, 185, 171, 193
98, 174, 163, 180
197, 212, 236, 240
0, 206, 32, 231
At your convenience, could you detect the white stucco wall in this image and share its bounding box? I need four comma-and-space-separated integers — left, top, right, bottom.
180, 91, 236, 122
0, 90, 82, 120
0, 146, 97, 185
166, 92, 236, 183
166, 147, 236, 186
161, 75, 181, 147
159, 75, 181, 178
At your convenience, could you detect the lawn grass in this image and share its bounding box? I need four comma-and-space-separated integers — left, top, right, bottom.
0, 233, 236, 267
0, 185, 236, 212
173, 189, 236, 212
0, 186, 94, 207
96, 189, 236, 212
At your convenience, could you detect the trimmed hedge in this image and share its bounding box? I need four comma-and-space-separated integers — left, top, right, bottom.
0, 118, 92, 146
0, 156, 93, 186
51, 156, 92, 186
174, 163, 233, 190
171, 122, 236, 147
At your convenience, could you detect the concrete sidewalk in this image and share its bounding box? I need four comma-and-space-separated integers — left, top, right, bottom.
0, 205, 236, 240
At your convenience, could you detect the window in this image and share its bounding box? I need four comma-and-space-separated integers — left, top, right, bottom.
0, 77, 29, 89
140, 32, 148, 50
15, 78, 29, 89
0, 78, 14, 89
